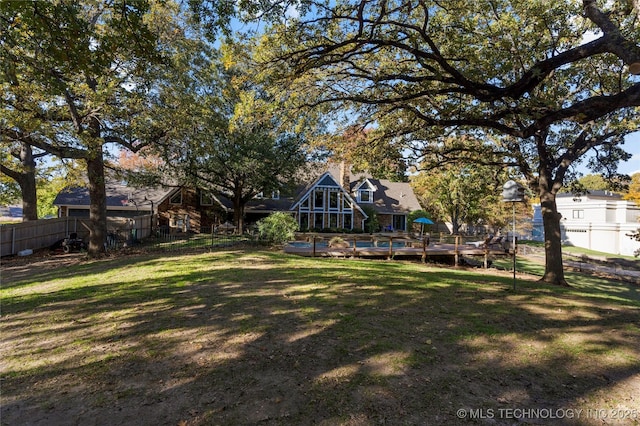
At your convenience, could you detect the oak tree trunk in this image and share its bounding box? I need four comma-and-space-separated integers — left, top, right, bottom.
233, 194, 244, 235
18, 142, 38, 221
87, 151, 107, 256
538, 184, 569, 286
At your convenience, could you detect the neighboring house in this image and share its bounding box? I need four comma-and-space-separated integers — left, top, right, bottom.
54, 163, 422, 234
53, 183, 173, 219
0, 205, 23, 222
531, 191, 640, 256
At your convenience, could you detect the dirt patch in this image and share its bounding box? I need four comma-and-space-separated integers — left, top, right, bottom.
2, 250, 84, 284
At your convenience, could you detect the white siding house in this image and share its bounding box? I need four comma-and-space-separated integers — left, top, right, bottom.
532, 191, 640, 256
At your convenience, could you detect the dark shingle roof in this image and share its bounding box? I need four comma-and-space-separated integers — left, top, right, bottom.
53, 183, 174, 207
325, 164, 422, 213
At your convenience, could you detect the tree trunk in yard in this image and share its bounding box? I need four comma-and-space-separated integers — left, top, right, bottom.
87, 150, 107, 256
233, 194, 244, 234
17, 142, 38, 221
538, 182, 569, 286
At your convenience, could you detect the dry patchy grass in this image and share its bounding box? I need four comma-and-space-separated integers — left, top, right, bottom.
1, 250, 639, 425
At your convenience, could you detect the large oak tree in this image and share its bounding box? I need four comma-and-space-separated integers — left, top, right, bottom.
1, 1, 177, 255
152, 42, 310, 232
0, 140, 47, 220
260, 0, 640, 285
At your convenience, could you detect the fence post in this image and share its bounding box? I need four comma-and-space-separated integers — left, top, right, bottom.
353, 236, 357, 257
454, 235, 459, 266
312, 236, 316, 257
484, 246, 489, 269
11, 227, 16, 255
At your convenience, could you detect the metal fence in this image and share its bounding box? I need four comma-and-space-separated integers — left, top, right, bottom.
111, 225, 263, 252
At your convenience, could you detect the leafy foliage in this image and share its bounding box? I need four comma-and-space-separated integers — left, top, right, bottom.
259, 0, 640, 285
153, 40, 309, 232
320, 126, 407, 181
624, 173, 640, 205
257, 212, 298, 244
361, 205, 379, 233
1, 0, 179, 251
411, 162, 515, 234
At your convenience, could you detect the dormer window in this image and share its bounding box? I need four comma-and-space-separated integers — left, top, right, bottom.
255, 191, 279, 199
359, 190, 372, 203
355, 179, 376, 203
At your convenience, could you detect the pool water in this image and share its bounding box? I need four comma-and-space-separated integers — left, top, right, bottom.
286, 240, 409, 249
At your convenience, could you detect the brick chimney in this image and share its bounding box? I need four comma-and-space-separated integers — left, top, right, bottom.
339, 161, 351, 192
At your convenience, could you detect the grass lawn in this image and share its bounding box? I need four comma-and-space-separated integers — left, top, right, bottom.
1, 250, 639, 425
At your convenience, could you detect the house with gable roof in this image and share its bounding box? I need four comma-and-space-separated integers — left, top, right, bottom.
53, 162, 422, 234
289, 162, 422, 232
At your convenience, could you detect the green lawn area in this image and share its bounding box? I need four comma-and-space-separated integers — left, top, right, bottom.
2, 250, 639, 425
520, 240, 638, 261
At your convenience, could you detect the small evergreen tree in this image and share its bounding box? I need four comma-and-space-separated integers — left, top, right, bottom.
361, 205, 379, 233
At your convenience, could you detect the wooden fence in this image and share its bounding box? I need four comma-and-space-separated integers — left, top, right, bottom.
0, 215, 153, 257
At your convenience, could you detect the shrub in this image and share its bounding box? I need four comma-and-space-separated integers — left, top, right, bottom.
257, 212, 298, 245
328, 236, 350, 248
361, 205, 380, 233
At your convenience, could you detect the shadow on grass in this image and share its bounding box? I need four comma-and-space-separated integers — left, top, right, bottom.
2, 250, 639, 425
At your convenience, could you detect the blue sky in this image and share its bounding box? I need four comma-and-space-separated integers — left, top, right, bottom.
616, 131, 640, 176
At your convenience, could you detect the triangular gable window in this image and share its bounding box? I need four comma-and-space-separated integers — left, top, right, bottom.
317, 174, 340, 187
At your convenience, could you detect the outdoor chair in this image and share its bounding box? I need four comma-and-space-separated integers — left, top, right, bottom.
469, 236, 492, 248
488, 236, 504, 247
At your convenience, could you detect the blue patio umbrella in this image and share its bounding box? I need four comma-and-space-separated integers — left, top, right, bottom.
413, 217, 434, 236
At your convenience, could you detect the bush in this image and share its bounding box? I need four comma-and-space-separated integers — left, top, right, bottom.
256, 212, 298, 245
328, 236, 350, 248
361, 205, 380, 233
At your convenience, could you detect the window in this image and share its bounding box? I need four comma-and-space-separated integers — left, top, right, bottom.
170, 214, 184, 228
301, 197, 310, 210
329, 191, 338, 209
255, 192, 264, 199
572, 209, 584, 219
343, 213, 352, 229
201, 193, 214, 206
169, 190, 182, 205
271, 191, 280, 200
314, 213, 324, 229
314, 190, 324, 209
329, 213, 338, 228
393, 215, 406, 231
299, 213, 309, 231
359, 190, 372, 203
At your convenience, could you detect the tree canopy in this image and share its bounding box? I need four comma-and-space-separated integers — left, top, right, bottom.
1, 1, 187, 254
411, 161, 515, 235
258, 0, 640, 285
149, 41, 310, 232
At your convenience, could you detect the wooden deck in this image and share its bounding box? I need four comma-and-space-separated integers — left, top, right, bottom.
284, 235, 511, 267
